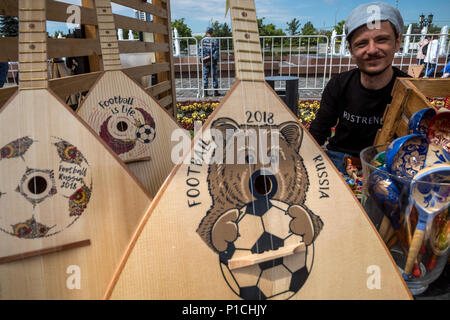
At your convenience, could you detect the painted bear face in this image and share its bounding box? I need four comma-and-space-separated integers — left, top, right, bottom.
208, 118, 309, 208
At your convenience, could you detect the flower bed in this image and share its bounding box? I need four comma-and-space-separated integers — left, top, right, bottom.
176, 101, 219, 131
176, 99, 321, 131
298, 100, 320, 129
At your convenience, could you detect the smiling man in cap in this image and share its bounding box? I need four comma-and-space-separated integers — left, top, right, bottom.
309, 2, 409, 173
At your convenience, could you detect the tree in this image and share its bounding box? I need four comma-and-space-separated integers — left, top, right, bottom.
257, 17, 286, 37
172, 18, 192, 38
286, 18, 301, 36
300, 21, 318, 46
209, 20, 232, 38
0, 15, 18, 37
53, 30, 67, 38
319, 29, 333, 40
207, 20, 232, 50
256, 17, 287, 53
333, 20, 345, 35
301, 21, 317, 35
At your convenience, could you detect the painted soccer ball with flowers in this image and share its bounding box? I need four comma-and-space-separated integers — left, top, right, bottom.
0, 136, 92, 239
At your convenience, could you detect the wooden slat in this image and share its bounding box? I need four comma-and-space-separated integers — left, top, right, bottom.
0, 87, 18, 108
1, 67, 170, 104
158, 94, 172, 108
49, 38, 101, 58
112, 0, 167, 18
0, 0, 18, 16
122, 63, 170, 81
145, 80, 171, 97
0, 0, 168, 35
118, 41, 169, 54
0, 37, 170, 61
0, 240, 91, 264
114, 14, 168, 35
48, 71, 103, 99
153, 0, 176, 114
407, 78, 450, 99
0, 0, 96, 25
165, 0, 177, 114
374, 79, 411, 145
0, 37, 18, 61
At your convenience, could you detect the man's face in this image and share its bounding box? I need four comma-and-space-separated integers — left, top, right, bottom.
348, 21, 401, 76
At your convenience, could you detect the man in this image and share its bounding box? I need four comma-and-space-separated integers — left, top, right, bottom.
417, 35, 430, 65
424, 35, 440, 78
309, 2, 409, 173
199, 27, 220, 97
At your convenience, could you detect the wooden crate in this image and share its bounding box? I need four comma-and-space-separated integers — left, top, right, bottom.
374, 78, 450, 146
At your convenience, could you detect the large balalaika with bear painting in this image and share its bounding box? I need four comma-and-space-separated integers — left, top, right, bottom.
0, 0, 152, 299
105, 0, 412, 299
76, 0, 182, 198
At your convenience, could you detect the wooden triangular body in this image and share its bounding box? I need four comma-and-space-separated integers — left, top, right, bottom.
105, 79, 411, 299
76, 0, 181, 197
105, 0, 411, 300
0, 0, 151, 299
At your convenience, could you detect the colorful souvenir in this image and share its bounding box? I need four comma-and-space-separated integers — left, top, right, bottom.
403, 164, 450, 277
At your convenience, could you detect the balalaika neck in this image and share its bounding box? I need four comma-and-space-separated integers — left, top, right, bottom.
18, 0, 48, 90
94, 0, 121, 71
229, 0, 264, 82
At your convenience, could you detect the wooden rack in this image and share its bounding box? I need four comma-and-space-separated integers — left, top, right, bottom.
0, 0, 177, 115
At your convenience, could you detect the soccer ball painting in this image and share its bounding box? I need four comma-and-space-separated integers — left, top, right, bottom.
0, 136, 93, 239
97, 102, 157, 157
136, 124, 156, 144
219, 199, 314, 300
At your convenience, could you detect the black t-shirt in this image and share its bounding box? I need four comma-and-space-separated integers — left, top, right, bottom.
309, 67, 410, 156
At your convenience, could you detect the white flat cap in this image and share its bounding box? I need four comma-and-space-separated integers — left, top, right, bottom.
345, 2, 404, 38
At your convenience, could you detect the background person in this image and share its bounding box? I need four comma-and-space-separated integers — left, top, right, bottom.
199, 27, 220, 97
417, 35, 430, 65
309, 2, 409, 173
424, 35, 440, 78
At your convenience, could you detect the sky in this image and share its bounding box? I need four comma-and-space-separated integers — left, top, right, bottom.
47, 0, 450, 36
171, 0, 450, 34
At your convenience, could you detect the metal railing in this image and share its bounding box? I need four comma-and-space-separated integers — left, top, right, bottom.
173, 33, 450, 99
173, 37, 201, 97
